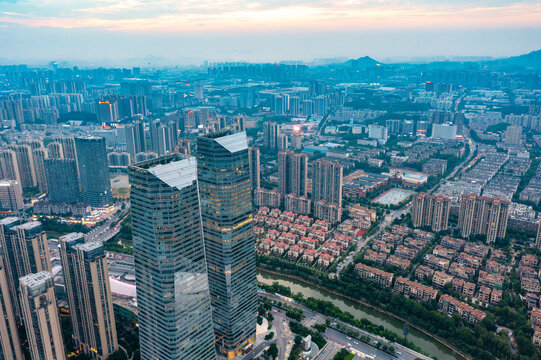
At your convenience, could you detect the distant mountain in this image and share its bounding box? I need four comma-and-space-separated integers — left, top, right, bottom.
497, 49, 541, 71
343, 56, 383, 68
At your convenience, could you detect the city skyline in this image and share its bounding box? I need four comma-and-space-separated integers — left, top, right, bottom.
1, 1, 541, 65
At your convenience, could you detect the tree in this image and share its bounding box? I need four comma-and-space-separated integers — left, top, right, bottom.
108, 350, 128, 360
266, 343, 279, 359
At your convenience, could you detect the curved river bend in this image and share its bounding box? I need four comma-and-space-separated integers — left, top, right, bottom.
258, 271, 465, 360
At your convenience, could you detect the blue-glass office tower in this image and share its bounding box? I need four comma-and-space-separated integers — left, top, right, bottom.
44, 159, 80, 204
197, 131, 258, 358
129, 154, 217, 360
75, 136, 112, 208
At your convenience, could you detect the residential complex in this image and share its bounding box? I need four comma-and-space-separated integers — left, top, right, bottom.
458, 193, 510, 243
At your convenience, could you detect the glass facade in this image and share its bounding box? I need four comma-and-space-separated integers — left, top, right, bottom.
197, 131, 258, 358
44, 159, 80, 204
74, 136, 112, 208
129, 154, 217, 360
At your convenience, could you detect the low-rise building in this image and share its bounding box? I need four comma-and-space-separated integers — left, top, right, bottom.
415, 265, 435, 281
355, 263, 394, 287
432, 271, 453, 288
318, 253, 334, 268
364, 249, 387, 265
394, 277, 438, 302
302, 249, 317, 264
438, 295, 486, 324
386, 255, 411, 270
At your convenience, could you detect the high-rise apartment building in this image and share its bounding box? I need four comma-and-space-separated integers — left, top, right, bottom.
0, 217, 22, 318
284, 194, 311, 215
9, 221, 51, 318
0, 149, 20, 183
60, 235, 118, 360
535, 217, 541, 250
44, 159, 81, 204
411, 193, 451, 232
278, 151, 308, 197
19, 271, 66, 360
75, 136, 112, 207
0, 244, 24, 360
126, 121, 146, 161
248, 147, 260, 190
289, 96, 300, 116
312, 160, 343, 206
0, 180, 23, 211
458, 193, 510, 243
7, 144, 36, 189
20, 139, 43, 151
254, 188, 281, 208
54, 136, 77, 160
368, 125, 389, 145
98, 100, 119, 122
32, 148, 47, 193
313, 201, 342, 224
431, 123, 457, 140
47, 142, 64, 159
505, 125, 522, 145
129, 154, 217, 360
197, 131, 258, 358
263, 122, 280, 151
302, 99, 314, 116
150, 121, 178, 156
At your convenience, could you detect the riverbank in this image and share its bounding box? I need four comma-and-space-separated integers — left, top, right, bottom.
258, 267, 471, 360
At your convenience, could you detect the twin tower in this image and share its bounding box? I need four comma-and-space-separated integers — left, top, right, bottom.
129, 130, 258, 360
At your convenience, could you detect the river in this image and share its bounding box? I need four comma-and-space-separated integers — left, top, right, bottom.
258, 271, 465, 360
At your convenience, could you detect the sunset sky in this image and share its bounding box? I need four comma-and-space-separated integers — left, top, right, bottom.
1, 0, 541, 65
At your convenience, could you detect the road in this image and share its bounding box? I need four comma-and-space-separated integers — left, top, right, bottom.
261, 293, 429, 360
85, 201, 130, 243
335, 205, 409, 277
497, 326, 518, 356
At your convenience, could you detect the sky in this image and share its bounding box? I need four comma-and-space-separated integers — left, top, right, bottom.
1, 0, 541, 66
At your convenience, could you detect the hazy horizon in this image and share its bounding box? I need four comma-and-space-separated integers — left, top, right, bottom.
1, 0, 541, 66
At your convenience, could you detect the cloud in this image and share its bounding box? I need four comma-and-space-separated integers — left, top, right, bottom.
0, 0, 539, 33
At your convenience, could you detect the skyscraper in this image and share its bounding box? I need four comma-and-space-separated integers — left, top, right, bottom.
278, 151, 308, 197
129, 154, 217, 360
75, 136, 112, 207
44, 159, 80, 204
411, 192, 451, 232
312, 160, 343, 206
60, 235, 118, 360
197, 131, 258, 358
458, 193, 510, 243
248, 147, 260, 190
0, 244, 24, 360
126, 121, 146, 161
19, 271, 66, 360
